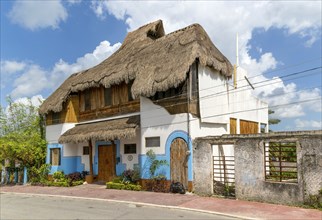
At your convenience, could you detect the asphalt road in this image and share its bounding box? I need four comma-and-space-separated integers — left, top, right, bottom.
1, 193, 239, 220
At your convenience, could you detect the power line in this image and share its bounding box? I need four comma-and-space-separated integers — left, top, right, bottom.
142, 85, 322, 119
138, 68, 321, 116
140, 98, 321, 130
135, 65, 321, 105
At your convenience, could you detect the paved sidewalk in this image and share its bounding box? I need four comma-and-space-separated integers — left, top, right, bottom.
1, 184, 321, 220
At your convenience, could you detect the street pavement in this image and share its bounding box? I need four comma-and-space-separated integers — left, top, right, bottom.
1, 184, 321, 220
1, 193, 236, 220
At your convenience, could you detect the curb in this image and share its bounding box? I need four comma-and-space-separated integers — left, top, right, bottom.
1, 191, 259, 220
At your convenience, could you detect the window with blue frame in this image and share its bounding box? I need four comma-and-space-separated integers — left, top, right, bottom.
50, 148, 61, 166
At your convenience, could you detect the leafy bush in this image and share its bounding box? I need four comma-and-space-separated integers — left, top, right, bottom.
123, 184, 141, 191
146, 149, 168, 178
52, 171, 66, 181
121, 168, 140, 184
144, 150, 169, 192
28, 164, 51, 183
47, 181, 69, 187
66, 172, 82, 182
146, 175, 169, 193
71, 180, 84, 186
106, 182, 125, 190
111, 176, 123, 183
106, 182, 141, 191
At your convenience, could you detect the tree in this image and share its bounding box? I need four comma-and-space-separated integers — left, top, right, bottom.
0, 97, 47, 168
268, 109, 281, 132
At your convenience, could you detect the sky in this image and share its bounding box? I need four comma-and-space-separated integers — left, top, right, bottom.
0, 0, 321, 131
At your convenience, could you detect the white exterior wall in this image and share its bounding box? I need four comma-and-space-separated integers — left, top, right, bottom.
140, 97, 187, 155
46, 123, 76, 144
198, 66, 229, 124
229, 67, 268, 132
120, 131, 141, 169
197, 65, 268, 134
189, 115, 228, 139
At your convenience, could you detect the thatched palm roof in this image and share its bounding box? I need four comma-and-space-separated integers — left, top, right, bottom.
40, 19, 233, 114
58, 116, 140, 144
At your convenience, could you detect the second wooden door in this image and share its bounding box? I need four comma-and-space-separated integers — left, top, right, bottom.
170, 138, 188, 189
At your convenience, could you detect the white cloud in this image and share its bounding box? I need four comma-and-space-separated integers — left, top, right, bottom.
0, 60, 26, 74
2, 40, 121, 99
50, 41, 121, 90
295, 119, 322, 130
13, 95, 44, 108
67, 0, 82, 5
91, 1, 321, 62
11, 64, 48, 99
90, 1, 321, 121
8, 0, 68, 30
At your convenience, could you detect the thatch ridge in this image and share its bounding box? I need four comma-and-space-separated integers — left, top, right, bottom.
58, 116, 140, 144
40, 20, 233, 114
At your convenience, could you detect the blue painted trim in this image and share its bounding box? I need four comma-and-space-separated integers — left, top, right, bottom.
23, 167, 28, 184
165, 130, 193, 181
94, 140, 126, 176
47, 143, 85, 174
139, 130, 193, 181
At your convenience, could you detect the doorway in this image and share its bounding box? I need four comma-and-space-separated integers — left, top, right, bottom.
170, 138, 188, 189
98, 144, 116, 182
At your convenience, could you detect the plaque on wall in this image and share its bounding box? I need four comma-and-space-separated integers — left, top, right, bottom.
127, 155, 133, 161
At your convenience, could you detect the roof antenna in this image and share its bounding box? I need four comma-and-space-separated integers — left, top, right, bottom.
234, 33, 238, 89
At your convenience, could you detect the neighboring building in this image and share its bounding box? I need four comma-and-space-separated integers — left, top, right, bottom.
39, 20, 268, 190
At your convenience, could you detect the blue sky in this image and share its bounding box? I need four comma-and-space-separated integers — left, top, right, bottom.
1, 0, 321, 131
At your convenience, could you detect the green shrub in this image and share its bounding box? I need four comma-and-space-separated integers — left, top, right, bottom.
106, 182, 141, 191
106, 182, 125, 190
28, 164, 51, 183
111, 177, 123, 183
124, 184, 141, 191
121, 168, 140, 184
71, 180, 84, 186
52, 171, 66, 181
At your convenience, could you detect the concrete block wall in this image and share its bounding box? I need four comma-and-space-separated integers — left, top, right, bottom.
193, 130, 322, 205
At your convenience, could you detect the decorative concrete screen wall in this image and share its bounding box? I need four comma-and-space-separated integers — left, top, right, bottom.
193, 131, 322, 205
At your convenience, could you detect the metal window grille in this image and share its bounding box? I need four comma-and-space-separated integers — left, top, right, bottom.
264, 142, 297, 183
146, 137, 160, 148
124, 144, 136, 154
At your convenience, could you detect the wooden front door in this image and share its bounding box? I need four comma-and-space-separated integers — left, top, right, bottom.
98, 144, 116, 181
170, 138, 188, 189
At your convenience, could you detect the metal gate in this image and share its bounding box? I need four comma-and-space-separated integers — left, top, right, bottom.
213, 144, 235, 197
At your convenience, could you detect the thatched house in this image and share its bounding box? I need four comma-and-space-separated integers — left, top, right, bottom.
40, 20, 268, 190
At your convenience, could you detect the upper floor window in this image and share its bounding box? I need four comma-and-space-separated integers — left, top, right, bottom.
84, 89, 91, 111
52, 112, 61, 124
189, 61, 198, 100
128, 80, 134, 102
152, 83, 185, 101
104, 87, 112, 106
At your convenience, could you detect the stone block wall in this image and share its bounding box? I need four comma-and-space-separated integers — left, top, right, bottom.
193, 131, 322, 205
